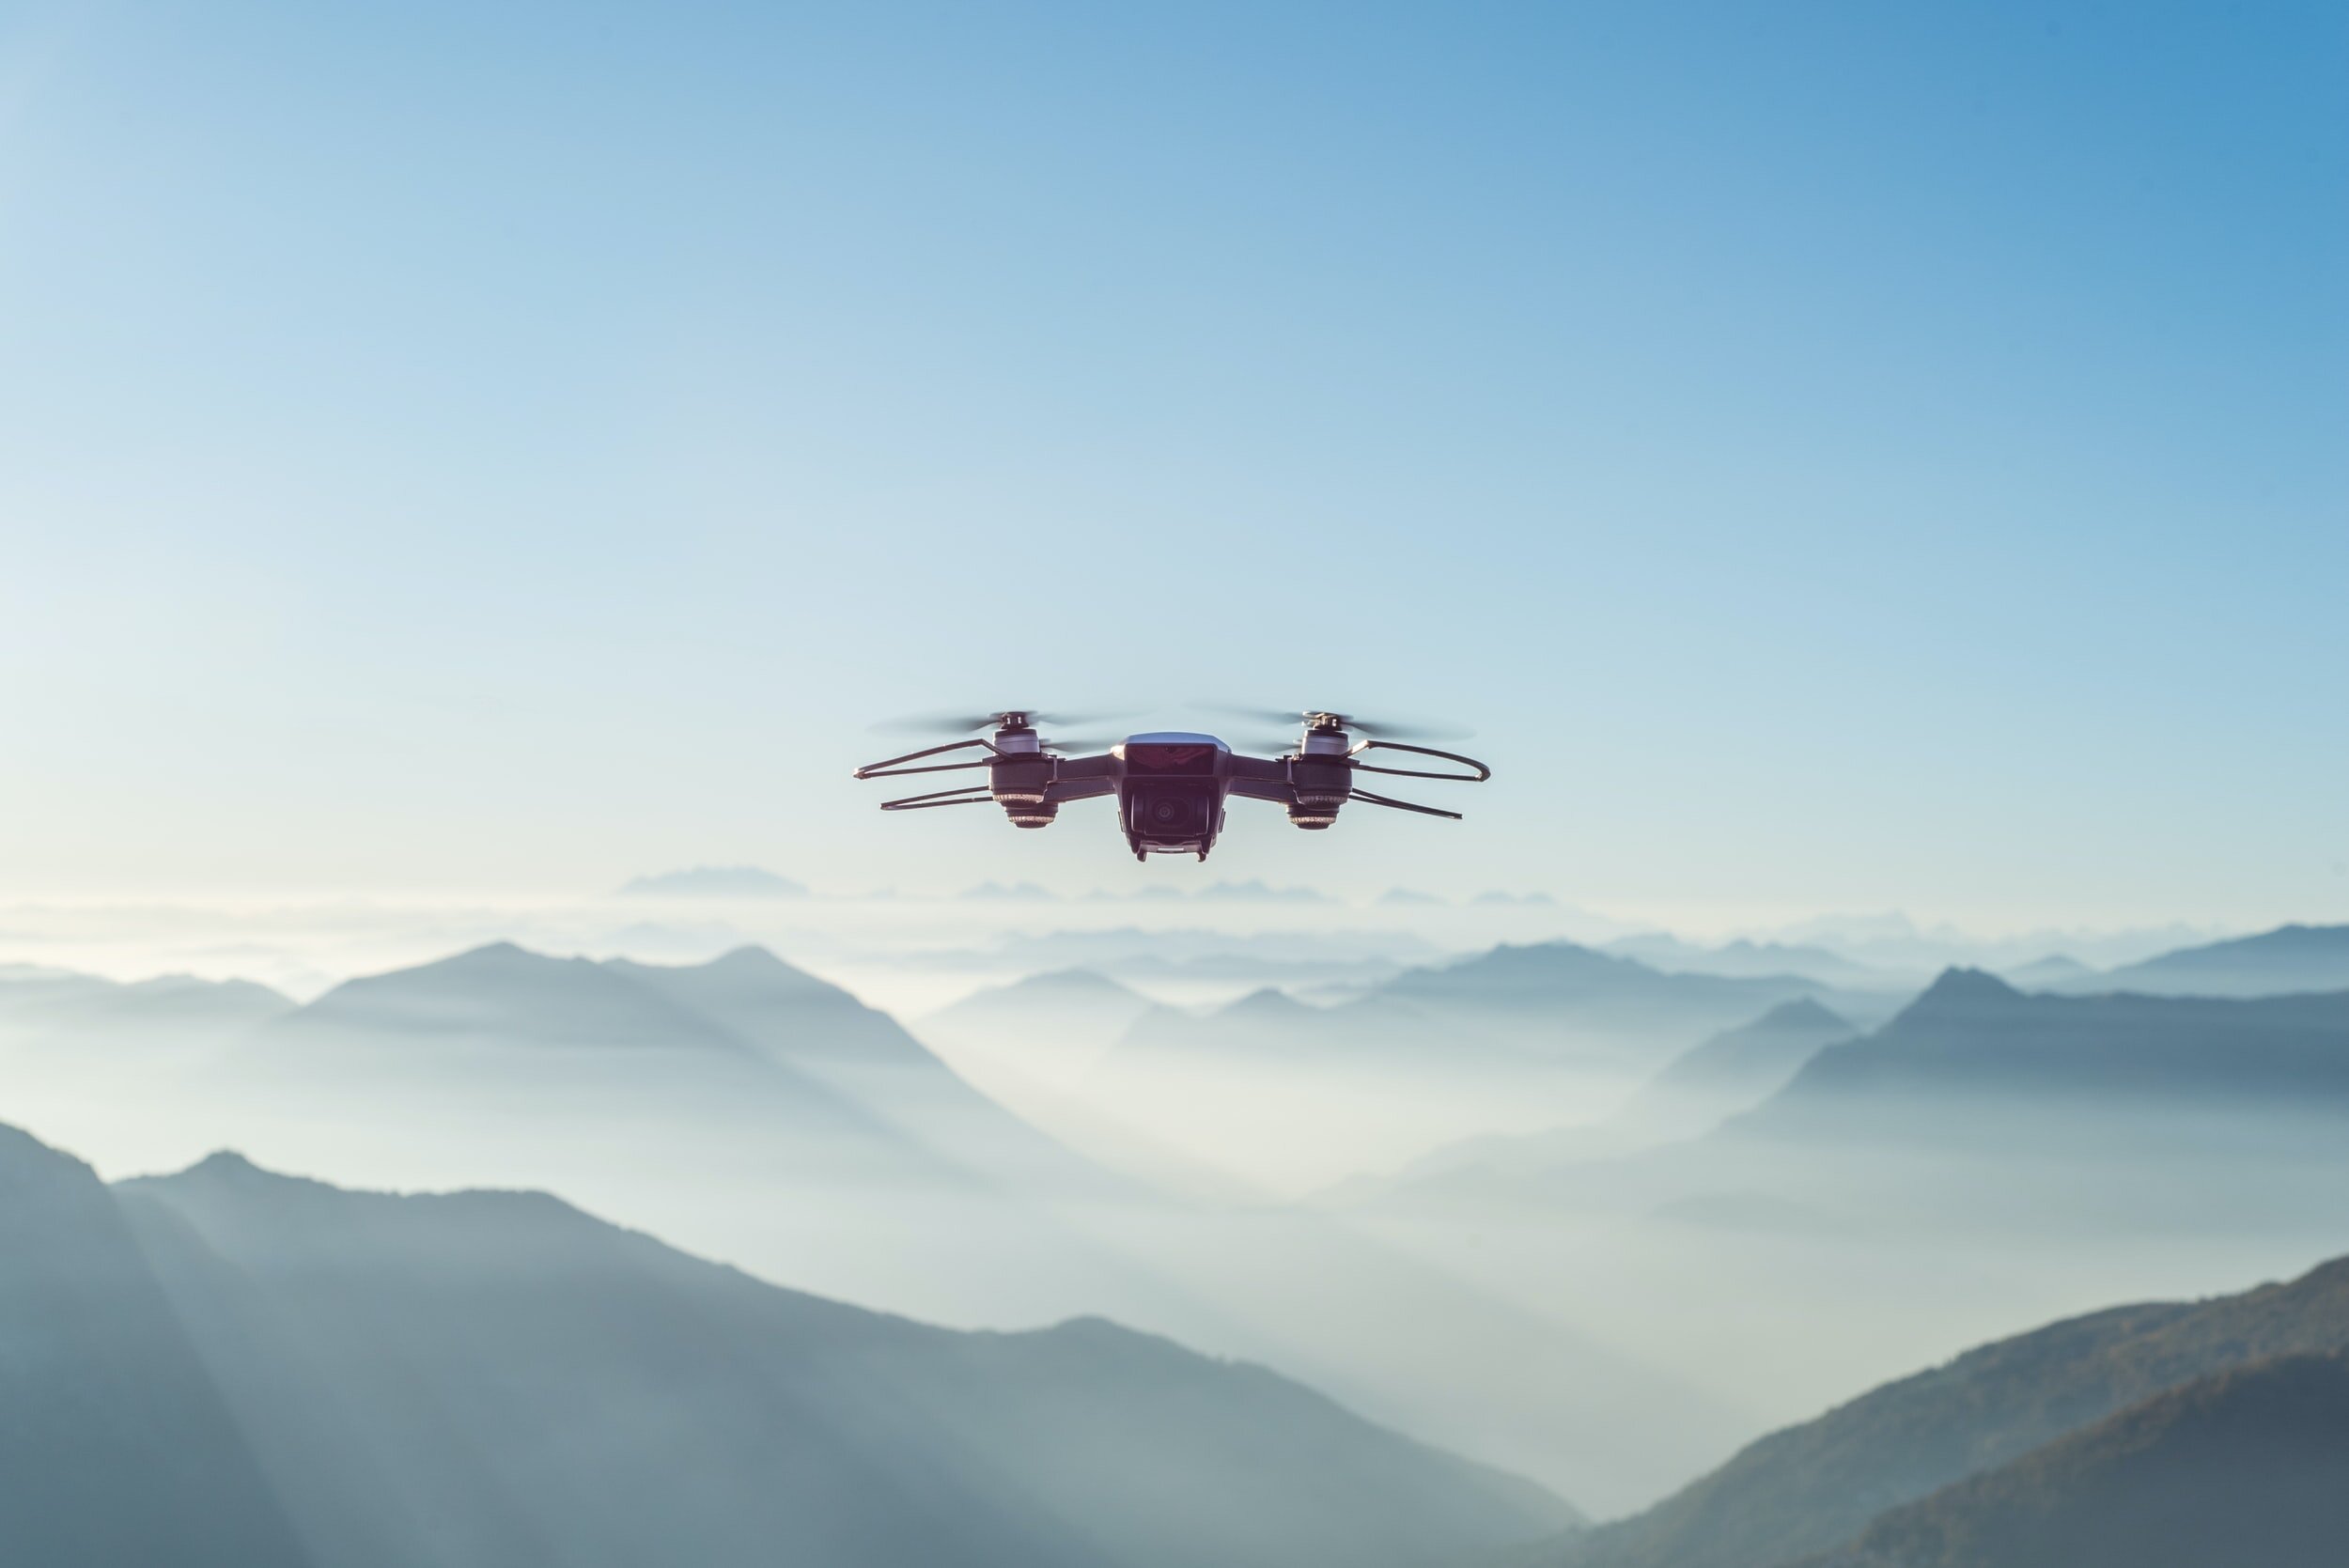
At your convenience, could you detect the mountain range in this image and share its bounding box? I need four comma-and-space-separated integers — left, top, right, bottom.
0, 1119, 1575, 1567
241, 940, 1098, 1189
1370, 941, 1850, 1071
1370, 998, 1856, 1192
1738, 968, 2349, 1146
0, 964, 291, 1050
2059, 922, 2349, 999
0, 943, 1750, 1510
1601, 935, 1891, 990
1378, 965, 2349, 1222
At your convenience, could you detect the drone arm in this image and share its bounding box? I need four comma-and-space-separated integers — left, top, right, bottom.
1347, 787, 1463, 821
1221, 753, 1296, 806
854, 738, 999, 780
1226, 778, 1299, 805
1044, 777, 1116, 803
1346, 739, 1491, 783
879, 785, 996, 811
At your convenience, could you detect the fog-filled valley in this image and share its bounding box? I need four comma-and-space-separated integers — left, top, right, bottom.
9, 887, 2349, 1562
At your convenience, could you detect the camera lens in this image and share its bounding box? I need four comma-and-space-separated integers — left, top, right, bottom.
1149, 795, 1191, 828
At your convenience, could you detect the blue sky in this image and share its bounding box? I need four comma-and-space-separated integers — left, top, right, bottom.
1, 1, 2342, 925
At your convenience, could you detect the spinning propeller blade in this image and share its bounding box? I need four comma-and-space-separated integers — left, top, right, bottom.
875, 707, 1130, 737
1189, 703, 1472, 741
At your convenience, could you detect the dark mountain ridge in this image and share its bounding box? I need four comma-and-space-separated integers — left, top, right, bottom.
1553, 1250, 2349, 1568
1807, 1353, 2349, 1568
0, 1126, 309, 1566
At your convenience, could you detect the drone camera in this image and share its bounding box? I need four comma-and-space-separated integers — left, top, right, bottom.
1130, 784, 1212, 838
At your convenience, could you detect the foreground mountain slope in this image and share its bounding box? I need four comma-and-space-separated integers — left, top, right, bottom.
118, 1148, 1577, 1568
0, 1126, 309, 1568
1552, 1251, 2349, 1568
1809, 1354, 2349, 1568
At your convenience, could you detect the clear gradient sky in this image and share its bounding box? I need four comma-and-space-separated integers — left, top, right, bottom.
1, 2, 2342, 926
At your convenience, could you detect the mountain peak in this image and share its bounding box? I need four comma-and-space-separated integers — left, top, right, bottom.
1221, 986, 1313, 1018
698, 945, 803, 977
175, 1150, 283, 1185
1019, 968, 1143, 998
435, 940, 575, 974
150, 1149, 341, 1201
1915, 967, 2024, 1006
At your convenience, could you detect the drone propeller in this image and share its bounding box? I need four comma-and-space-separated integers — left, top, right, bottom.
874, 707, 1129, 737
1190, 703, 1473, 741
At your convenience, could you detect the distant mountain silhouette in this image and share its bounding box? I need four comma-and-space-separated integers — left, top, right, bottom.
0, 965, 291, 1048
1552, 1250, 2349, 1568
1626, 999, 1855, 1129
1195, 878, 1328, 902
919, 968, 1164, 1105
104, 1141, 1576, 1568
2072, 922, 2349, 999
1373, 942, 1833, 1070
1102, 987, 1464, 1069
961, 879, 1057, 900
617, 864, 809, 898
1365, 1000, 1855, 1193
1072, 986, 1589, 1190
0, 1126, 307, 1566
284, 940, 761, 1054
609, 947, 1099, 1185
946, 965, 1152, 1003
1998, 953, 2094, 989
257, 942, 1101, 1192
607, 945, 940, 1069
1604, 935, 1890, 989
1745, 967, 2349, 1139
1804, 1354, 2349, 1568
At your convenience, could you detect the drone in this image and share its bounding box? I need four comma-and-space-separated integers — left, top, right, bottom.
853, 707, 1491, 861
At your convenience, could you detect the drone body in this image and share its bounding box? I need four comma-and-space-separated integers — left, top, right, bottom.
854, 710, 1489, 862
